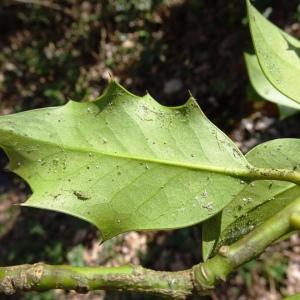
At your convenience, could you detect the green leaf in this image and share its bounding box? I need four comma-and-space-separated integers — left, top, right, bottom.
0, 81, 251, 240
202, 139, 300, 260
244, 52, 300, 111
247, 0, 300, 104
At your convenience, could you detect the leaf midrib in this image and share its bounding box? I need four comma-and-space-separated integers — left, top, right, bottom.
221, 183, 298, 243
3, 129, 300, 185
1, 128, 250, 177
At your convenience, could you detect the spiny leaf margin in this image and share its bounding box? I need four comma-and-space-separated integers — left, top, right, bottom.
0, 81, 251, 240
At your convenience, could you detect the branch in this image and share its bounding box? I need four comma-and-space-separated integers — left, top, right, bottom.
0, 264, 194, 299
1, 197, 300, 299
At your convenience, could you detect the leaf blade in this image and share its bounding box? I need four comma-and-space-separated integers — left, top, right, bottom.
202, 139, 300, 260
244, 52, 300, 110
247, 0, 300, 104
0, 82, 250, 240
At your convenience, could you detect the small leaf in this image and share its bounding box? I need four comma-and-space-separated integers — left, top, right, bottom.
202, 139, 300, 260
244, 52, 300, 111
247, 0, 300, 104
0, 81, 250, 240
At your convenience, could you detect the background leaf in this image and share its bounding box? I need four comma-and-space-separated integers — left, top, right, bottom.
0, 81, 250, 240
202, 139, 300, 260
244, 52, 300, 111
247, 0, 300, 104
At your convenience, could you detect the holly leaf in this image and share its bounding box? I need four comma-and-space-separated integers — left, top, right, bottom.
247, 0, 300, 104
202, 139, 300, 260
0, 81, 250, 240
